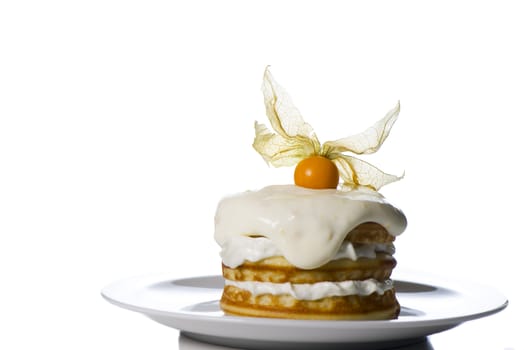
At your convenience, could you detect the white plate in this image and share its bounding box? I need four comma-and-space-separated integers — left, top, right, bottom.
101, 270, 507, 350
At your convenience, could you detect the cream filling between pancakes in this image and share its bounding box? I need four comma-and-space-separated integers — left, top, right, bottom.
224, 278, 393, 300
220, 236, 395, 268
215, 185, 406, 269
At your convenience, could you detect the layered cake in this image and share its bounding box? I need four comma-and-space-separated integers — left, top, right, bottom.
214, 68, 407, 320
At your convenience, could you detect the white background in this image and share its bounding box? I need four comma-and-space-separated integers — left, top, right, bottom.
0, 1, 521, 349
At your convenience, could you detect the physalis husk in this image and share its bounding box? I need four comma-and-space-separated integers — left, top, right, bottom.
253, 67, 403, 191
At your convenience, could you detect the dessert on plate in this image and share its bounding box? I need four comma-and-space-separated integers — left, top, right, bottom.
214, 68, 407, 320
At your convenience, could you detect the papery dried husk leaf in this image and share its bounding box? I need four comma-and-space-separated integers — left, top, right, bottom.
254, 67, 403, 190
331, 154, 403, 191
261, 67, 321, 146
253, 122, 316, 167
322, 102, 400, 156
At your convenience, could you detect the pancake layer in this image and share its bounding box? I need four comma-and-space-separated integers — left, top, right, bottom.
220, 285, 400, 320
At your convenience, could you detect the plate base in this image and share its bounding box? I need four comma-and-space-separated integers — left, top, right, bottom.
182, 332, 428, 350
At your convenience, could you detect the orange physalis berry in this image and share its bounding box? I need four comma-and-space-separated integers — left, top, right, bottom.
294, 156, 339, 189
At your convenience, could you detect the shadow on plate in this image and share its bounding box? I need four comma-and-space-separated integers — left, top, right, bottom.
399, 306, 426, 317
168, 276, 458, 296
395, 280, 457, 296
171, 276, 224, 289
179, 333, 435, 350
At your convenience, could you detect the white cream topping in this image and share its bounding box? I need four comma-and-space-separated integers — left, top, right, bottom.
220, 236, 395, 268
214, 185, 406, 269
219, 236, 281, 268
224, 279, 393, 300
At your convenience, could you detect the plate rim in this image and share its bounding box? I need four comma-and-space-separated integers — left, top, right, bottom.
101, 270, 508, 343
